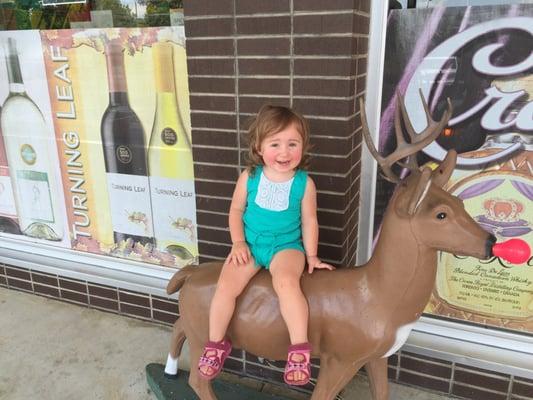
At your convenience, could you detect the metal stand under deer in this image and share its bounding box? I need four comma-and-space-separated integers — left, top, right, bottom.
164, 94, 495, 400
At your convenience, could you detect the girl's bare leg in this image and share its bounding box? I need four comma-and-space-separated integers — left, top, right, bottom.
208, 258, 260, 342
270, 249, 310, 383
269, 249, 307, 344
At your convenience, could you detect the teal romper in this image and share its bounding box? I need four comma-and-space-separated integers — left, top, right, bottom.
243, 166, 307, 269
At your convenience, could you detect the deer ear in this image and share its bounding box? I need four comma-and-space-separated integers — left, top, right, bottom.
408, 167, 432, 215
432, 149, 457, 188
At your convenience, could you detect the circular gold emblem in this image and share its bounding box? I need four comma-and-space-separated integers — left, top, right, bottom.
20, 144, 36, 165
116, 145, 132, 164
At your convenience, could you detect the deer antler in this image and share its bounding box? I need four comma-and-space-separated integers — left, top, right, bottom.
359, 90, 453, 183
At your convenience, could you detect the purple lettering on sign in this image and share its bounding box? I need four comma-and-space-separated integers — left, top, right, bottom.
405, 16, 533, 166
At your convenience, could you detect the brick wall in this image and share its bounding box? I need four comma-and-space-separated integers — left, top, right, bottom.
186, 0, 370, 267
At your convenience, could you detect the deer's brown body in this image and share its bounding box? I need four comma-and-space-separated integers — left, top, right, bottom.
165, 96, 495, 399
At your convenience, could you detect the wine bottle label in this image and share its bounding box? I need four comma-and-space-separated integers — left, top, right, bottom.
149, 176, 197, 246
16, 170, 54, 223
0, 174, 17, 216
20, 144, 37, 165
116, 145, 133, 164
106, 172, 154, 237
161, 128, 177, 146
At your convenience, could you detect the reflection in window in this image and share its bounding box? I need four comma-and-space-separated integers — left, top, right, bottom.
0, 0, 183, 30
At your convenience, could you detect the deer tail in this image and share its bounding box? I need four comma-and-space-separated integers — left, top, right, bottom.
166, 265, 197, 295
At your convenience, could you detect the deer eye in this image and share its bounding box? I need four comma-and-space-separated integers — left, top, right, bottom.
436, 212, 447, 220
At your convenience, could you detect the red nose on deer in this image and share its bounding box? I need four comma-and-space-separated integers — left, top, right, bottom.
492, 238, 531, 264
164, 92, 495, 400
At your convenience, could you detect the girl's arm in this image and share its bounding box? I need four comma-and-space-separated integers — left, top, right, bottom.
301, 177, 335, 273
226, 170, 251, 266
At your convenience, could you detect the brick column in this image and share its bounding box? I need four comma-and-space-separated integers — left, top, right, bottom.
185, 0, 370, 267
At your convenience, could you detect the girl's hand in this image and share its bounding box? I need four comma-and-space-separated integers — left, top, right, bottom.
306, 256, 335, 274
226, 241, 251, 266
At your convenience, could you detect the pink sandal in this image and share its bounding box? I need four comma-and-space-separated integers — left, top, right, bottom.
284, 342, 311, 386
198, 339, 232, 380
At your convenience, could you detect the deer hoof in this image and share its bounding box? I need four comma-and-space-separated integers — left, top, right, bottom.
164, 353, 179, 377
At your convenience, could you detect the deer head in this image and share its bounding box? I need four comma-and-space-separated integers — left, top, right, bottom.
360, 93, 495, 260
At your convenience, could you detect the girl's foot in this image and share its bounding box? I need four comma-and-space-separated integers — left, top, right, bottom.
198, 339, 232, 380
284, 342, 311, 386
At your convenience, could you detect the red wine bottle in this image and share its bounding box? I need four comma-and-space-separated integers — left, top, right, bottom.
101, 42, 154, 246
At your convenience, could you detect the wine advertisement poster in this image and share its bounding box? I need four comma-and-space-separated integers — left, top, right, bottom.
40, 27, 198, 268
0, 27, 198, 269
377, 5, 532, 333
0, 30, 70, 248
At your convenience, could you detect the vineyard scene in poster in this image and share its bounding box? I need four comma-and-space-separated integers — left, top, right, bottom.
0, 27, 198, 268
379, 5, 532, 333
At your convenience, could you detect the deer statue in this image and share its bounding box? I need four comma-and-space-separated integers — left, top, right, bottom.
163, 93, 496, 400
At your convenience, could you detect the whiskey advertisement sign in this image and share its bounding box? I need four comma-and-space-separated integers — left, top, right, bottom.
378, 5, 532, 333
0, 28, 198, 268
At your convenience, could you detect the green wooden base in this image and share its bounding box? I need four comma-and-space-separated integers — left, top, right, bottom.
146, 364, 291, 400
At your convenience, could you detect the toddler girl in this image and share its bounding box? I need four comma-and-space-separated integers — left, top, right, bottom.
198, 105, 334, 386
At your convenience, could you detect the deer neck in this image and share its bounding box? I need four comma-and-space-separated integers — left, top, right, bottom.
367, 211, 438, 307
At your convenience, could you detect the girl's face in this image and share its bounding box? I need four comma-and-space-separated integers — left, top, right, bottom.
258, 123, 304, 178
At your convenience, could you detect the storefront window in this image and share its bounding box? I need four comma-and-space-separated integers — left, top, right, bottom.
0, 0, 183, 31
390, 0, 533, 8
377, 1, 533, 334
0, 0, 196, 269
415, 0, 533, 7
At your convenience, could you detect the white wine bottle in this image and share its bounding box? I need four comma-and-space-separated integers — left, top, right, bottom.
0, 113, 20, 234
101, 41, 155, 247
0, 37, 63, 241
148, 42, 197, 260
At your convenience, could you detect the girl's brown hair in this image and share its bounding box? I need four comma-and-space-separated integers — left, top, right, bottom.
246, 105, 311, 174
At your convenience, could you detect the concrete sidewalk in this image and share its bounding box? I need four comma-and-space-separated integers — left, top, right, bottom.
0, 287, 451, 400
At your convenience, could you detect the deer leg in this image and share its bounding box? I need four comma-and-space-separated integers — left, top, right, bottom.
169, 318, 186, 358
365, 357, 390, 400
187, 337, 218, 400
310, 355, 360, 400
164, 318, 186, 375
